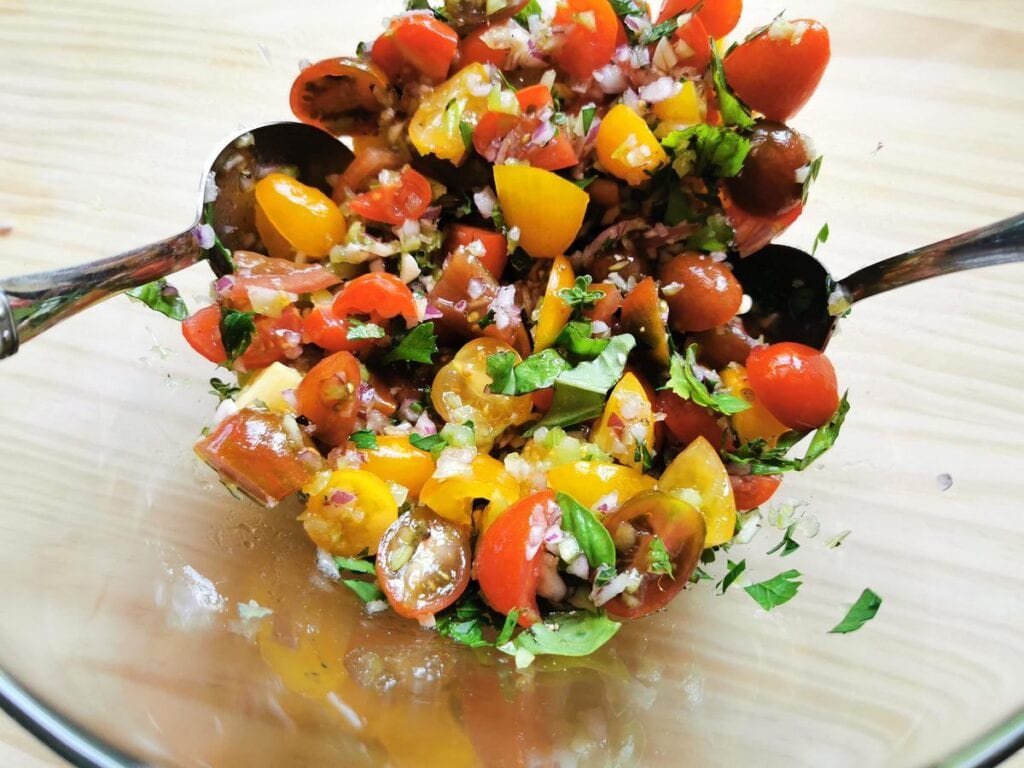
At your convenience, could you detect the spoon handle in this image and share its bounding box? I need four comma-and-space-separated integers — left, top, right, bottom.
0, 229, 201, 359
840, 212, 1024, 303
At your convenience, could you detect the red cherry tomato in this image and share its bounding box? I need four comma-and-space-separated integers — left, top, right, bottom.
371, 13, 459, 81
672, 14, 712, 72
723, 191, 803, 257
475, 490, 561, 627
460, 25, 507, 67
303, 305, 381, 354
552, 0, 619, 81
531, 387, 554, 413
655, 390, 724, 448
472, 114, 578, 171
447, 224, 509, 278
619, 277, 671, 368
472, 110, 519, 157
295, 351, 363, 447
182, 305, 226, 364
515, 84, 554, 114
723, 19, 830, 122
729, 474, 782, 511
288, 57, 391, 136
581, 281, 622, 325
658, 0, 742, 39
332, 272, 420, 327
746, 342, 839, 430
348, 166, 433, 226
182, 305, 303, 371
376, 509, 471, 619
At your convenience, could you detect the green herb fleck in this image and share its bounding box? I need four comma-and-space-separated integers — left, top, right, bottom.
647, 536, 674, 578
718, 558, 746, 594
346, 317, 386, 341
829, 588, 882, 634
459, 119, 475, 152
811, 222, 829, 256
219, 308, 256, 366
487, 349, 572, 396
639, 17, 678, 45
802, 155, 823, 204
209, 377, 240, 401
662, 125, 751, 179
513, 0, 543, 26
709, 44, 755, 129
342, 579, 384, 604
409, 432, 448, 455
385, 322, 438, 364
663, 343, 751, 416
766, 523, 800, 557
334, 556, 377, 575
556, 492, 616, 571
126, 278, 188, 321
744, 569, 802, 611
581, 105, 597, 135
349, 430, 378, 450
557, 275, 606, 313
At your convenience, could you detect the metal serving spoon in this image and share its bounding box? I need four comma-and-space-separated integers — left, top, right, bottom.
0, 121, 353, 359
732, 212, 1024, 349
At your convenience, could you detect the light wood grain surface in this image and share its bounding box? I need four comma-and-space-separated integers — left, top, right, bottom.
1, 1, 1023, 766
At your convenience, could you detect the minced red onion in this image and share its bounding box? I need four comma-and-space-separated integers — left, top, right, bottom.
622, 15, 650, 34
467, 278, 486, 300
593, 63, 628, 94
639, 76, 682, 104
203, 171, 219, 203
329, 490, 356, 506
473, 188, 497, 218
413, 410, 437, 436
622, 88, 641, 111
629, 45, 651, 68
398, 398, 420, 422
423, 304, 444, 320
193, 223, 216, 249
358, 382, 374, 405
543, 525, 564, 545
281, 388, 298, 410
214, 275, 235, 295
454, 299, 468, 313
280, 330, 302, 347
487, 285, 518, 331
591, 568, 643, 607
524, 505, 551, 561
530, 120, 557, 146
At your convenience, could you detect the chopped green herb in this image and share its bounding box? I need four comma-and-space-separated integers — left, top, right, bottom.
126, 279, 188, 321
385, 322, 438, 364
459, 119, 475, 151
829, 588, 882, 634
811, 222, 829, 256
487, 348, 571, 396
718, 558, 746, 594
342, 579, 385, 604
556, 492, 616, 571
581, 104, 597, 135
554, 321, 610, 358
690, 566, 713, 583
504, 611, 620, 660
476, 310, 496, 329
346, 317, 386, 341
633, 439, 653, 472
744, 569, 802, 611
495, 609, 521, 646
802, 155, 823, 204
557, 275, 606, 313
409, 432, 448, 455
200, 203, 235, 275
573, 175, 597, 189
766, 523, 800, 557
513, 0, 543, 26
209, 377, 240, 401
220, 308, 256, 365
686, 212, 735, 252
647, 536, 674, 578
593, 563, 616, 587
663, 343, 751, 415
639, 17, 678, 45
709, 45, 755, 129
334, 555, 377, 575
608, 0, 645, 17
349, 430, 378, 450
662, 125, 751, 179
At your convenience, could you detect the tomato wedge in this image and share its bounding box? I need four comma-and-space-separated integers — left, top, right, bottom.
729, 474, 782, 511
332, 272, 419, 327
303, 304, 383, 354
181, 305, 303, 372
348, 166, 433, 225
446, 224, 509, 278
619, 277, 671, 368
552, 0, 619, 81
295, 350, 363, 447
658, 0, 742, 39
371, 13, 459, 81
289, 56, 392, 136
475, 490, 561, 627
376, 509, 471, 619
655, 390, 724, 448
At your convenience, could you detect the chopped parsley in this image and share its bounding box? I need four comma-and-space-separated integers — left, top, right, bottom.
334, 555, 377, 575
609, 0, 645, 17
663, 125, 752, 179
663, 343, 751, 416
459, 119, 475, 151
718, 558, 746, 594
829, 588, 882, 634
346, 317, 386, 341
409, 432, 447, 455
341, 579, 384, 604
581, 104, 597, 135
744, 569, 802, 611
126, 278, 188, 321
685, 213, 735, 252
633, 439, 653, 472
513, 0, 543, 26
647, 536, 673, 578
766, 523, 800, 557
349, 430, 379, 450
209, 377, 240, 401
219, 308, 256, 365
709, 45, 755, 129
385, 321, 438, 364
638, 17, 678, 45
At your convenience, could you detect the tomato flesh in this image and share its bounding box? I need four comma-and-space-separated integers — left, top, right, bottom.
348, 166, 433, 226
446, 224, 509, 279
746, 342, 839, 430
303, 305, 382, 354
372, 14, 459, 81
332, 272, 420, 327
295, 350, 363, 447
288, 56, 391, 136
729, 474, 782, 511
182, 304, 303, 372
619, 277, 671, 368
655, 390, 724, 448
553, 0, 619, 81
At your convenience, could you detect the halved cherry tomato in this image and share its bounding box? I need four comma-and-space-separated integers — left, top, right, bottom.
420, 453, 521, 529
347, 167, 433, 226
376, 509, 471, 619
720, 363, 791, 446
723, 18, 830, 122
472, 110, 519, 158
446, 224, 508, 278
723, 189, 803, 257
295, 351, 363, 447
475, 490, 561, 627
516, 84, 554, 114
301, 468, 398, 556
332, 272, 419, 327
303, 304, 381, 354
592, 373, 656, 468
729, 473, 782, 511
334, 147, 408, 200
746, 342, 839, 430
359, 435, 435, 498
552, 0, 619, 81
658, 0, 742, 39
194, 408, 324, 507
659, 252, 743, 333
371, 13, 459, 81
690, 318, 760, 370
582, 281, 623, 325
670, 13, 712, 72
619, 277, 670, 368
595, 104, 669, 186
532, 255, 575, 352
472, 85, 578, 171
289, 57, 392, 136
254, 173, 347, 260
493, 165, 589, 258
182, 305, 303, 371
546, 461, 656, 513
659, 435, 736, 546
409, 63, 493, 164
228, 251, 340, 307
181, 305, 226, 364
601, 491, 705, 619
460, 24, 507, 67
655, 390, 724, 448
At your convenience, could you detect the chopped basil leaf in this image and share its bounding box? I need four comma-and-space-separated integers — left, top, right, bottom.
513, 0, 543, 26
690, 566, 713, 583
744, 569, 802, 611
633, 439, 653, 472
487, 349, 571, 396
686, 212, 735, 252
811, 222, 829, 256
581, 104, 597, 135
718, 558, 746, 594
342, 579, 384, 604
647, 536, 673, 578
829, 588, 882, 634
639, 17, 678, 46
663, 343, 751, 415
554, 321, 609, 358
334, 555, 377, 575
209, 377, 240, 401
346, 317, 386, 341
126, 278, 188, 321
766, 523, 800, 557
709, 44, 755, 129
436, 615, 491, 647
220, 308, 256, 365
556, 492, 616, 571
557, 275, 606, 313
802, 155, 823, 204
385, 322, 438, 364
662, 125, 751, 179
476, 310, 496, 329
573, 175, 597, 189
608, 0, 645, 17
459, 119, 475, 151
409, 432, 447, 455
349, 430, 378, 450
495, 609, 521, 646
593, 563, 616, 587
507, 611, 620, 658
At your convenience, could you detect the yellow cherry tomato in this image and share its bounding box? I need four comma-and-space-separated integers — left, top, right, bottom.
493, 165, 589, 259
546, 461, 656, 512
591, 373, 656, 469
432, 338, 533, 447
409, 64, 492, 164
420, 454, 520, 529
254, 173, 346, 260
653, 80, 706, 133
720, 364, 791, 446
360, 435, 435, 498
301, 469, 399, 556
532, 254, 575, 351
659, 436, 736, 547
595, 104, 669, 186
352, 133, 392, 155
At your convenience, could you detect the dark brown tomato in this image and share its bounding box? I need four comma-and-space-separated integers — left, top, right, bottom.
376, 509, 471, 620
619, 276, 671, 368
601, 491, 706, 619
690, 318, 760, 369
289, 57, 393, 137
660, 252, 743, 333
590, 251, 653, 284
724, 121, 810, 218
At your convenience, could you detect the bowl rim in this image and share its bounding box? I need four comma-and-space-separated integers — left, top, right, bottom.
1, 664, 1021, 767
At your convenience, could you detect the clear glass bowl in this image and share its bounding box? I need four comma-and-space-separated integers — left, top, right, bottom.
1, 1, 1022, 766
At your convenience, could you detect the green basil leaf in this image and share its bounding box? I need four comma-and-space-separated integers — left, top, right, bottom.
459, 119, 475, 151
766, 523, 800, 557
685, 212, 735, 252
829, 588, 882, 634
488, 349, 572, 396
744, 569, 802, 611
220, 308, 256, 365
718, 558, 746, 594
662, 125, 751, 179
334, 556, 377, 575
811, 221, 829, 256
554, 321, 609, 358
486, 351, 517, 396
349, 430, 378, 450
126, 278, 188, 321
663, 343, 751, 416
385, 322, 438, 364
495, 609, 521, 646
709, 44, 755, 129
510, 611, 620, 657
556, 492, 616, 571
409, 432, 448, 455
581, 105, 597, 135
342, 579, 384, 604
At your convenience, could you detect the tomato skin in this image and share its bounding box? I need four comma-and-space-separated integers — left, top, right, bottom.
332, 272, 420, 327
746, 342, 839, 430
658, 0, 742, 38
655, 390, 724, 448
659, 252, 743, 333
553, 0, 619, 81
295, 351, 363, 447
182, 305, 227, 364
182, 305, 303, 371
729, 474, 782, 511
690, 318, 760, 370
372, 13, 459, 81
288, 57, 391, 136
303, 305, 381, 354
723, 19, 830, 122
460, 25, 507, 67
446, 224, 508, 278
724, 121, 809, 218
475, 490, 561, 627
228, 251, 340, 308
724, 191, 803, 257
672, 14, 712, 72
619, 277, 671, 368
347, 167, 433, 225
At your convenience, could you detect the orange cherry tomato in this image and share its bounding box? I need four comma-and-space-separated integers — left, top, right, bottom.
475, 490, 561, 627
658, 0, 742, 39
332, 272, 420, 327
655, 390, 724, 448
659, 252, 743, 333
288, 57, 391, 136
295, 351, 363, 447
303, 305, 381, 354
371, 13, 459, 81
472, 110, 520, 158
347, 166, 433, 226
446, 224, 509, 278
746, 342, 839, 430
729, 473, 782, 511
254, 173, 347, 260
552, 0, 620, 81
723, 19, 830, 122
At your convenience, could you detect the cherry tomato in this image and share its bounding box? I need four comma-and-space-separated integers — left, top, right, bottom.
446, 224, 508, 278
659, 436, 736, 547
475, 490, 561, 627
333, 147, 408, 200
532, 254, 575, 352
659, 252, 743, 333
459, 24, 508, 67
359, 435, 435, 498
376, 509, 471, 619
303, 304, 381, 354
473, 112, 578, 171
655, 390, 724, 448
723, 190, 803, 257
371, 13, 459, 81
592, 373, 656, 469
182, 305, 226, 364
420, 454, 521, 528
720, 363, 791, 446
619, 277, 671, 368
552, 0, 619, 81
332, 272, 420, 327
729, 473, 782, 511
289, 57, 392, 136
182, 305, 303, 371
347, 167, 433, 226
194, 408, 324, 507
724, 121, 810, 218
295, 351, 363, 447
671, 14, 712, 72
690, 318, 760, 369
723, 19, 830, 122
546, 461, 656, 513
658, 0, 742, 38
227, 251, 340, 308
532, 387, 554, 413
254, 173, 346, 260
746, 342, 839, 430
302, 468, 398, 556
601, 491, 705, 619
582, 281, 622, 325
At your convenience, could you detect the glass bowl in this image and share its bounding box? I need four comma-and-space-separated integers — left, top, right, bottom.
1, 1, 1022, 765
